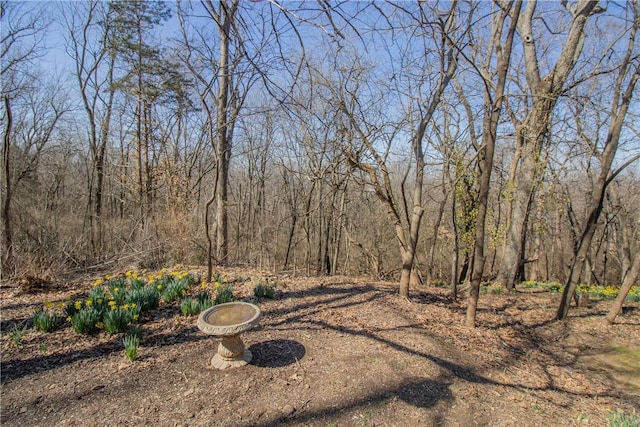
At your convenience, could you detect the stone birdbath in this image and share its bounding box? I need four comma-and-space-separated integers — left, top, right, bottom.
197, 301, 261, 369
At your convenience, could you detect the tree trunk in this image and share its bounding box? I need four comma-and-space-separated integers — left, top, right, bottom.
498, 0, 599, 290
214, 0, 237, 264
605, 251, 640, 324
1, 96, 14, 278
466, 0, 521, 327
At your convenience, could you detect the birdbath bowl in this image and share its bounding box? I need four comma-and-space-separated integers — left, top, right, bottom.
197, 302, 261, 369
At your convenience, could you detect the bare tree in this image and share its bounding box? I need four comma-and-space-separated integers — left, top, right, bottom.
1, 1, 50, 278
464, 0, 521, 327
337, 2, 463, 297
62, 1, 115, 260
556, 3, 640, 319
497, 0, 603, 290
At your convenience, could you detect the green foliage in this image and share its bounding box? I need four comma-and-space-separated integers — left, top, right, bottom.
608, 409, 640, 427
480, 284, 503, 295
71, 308, 101, 334
64, 300, 80, 318
181, 290, 214, 316
63, 269, 206, 336
431, 280, 448, 288
521, 281, 640, 301
32, 308, 59, 332
107, 278, 128, 306
254, 283, 275, 299
103, 306, 136, 334
9, 324, 28, 346
180, 298, 201, 316
161, 279, 188, 303
214, 284, 234, 305
123, 333, 140, 362
126, 286, 160, 313
87, 286, 107, 304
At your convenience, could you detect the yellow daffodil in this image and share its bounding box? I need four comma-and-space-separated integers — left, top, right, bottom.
74, 301, 82, 310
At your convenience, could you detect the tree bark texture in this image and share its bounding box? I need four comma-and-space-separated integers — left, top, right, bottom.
466, 0, 521, 327
497, 0, 599, 290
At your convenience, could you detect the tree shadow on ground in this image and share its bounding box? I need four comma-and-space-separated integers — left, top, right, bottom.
254, 376, 453, 427
0, 324, 210, 384
249, 339, 305, 368
1, 336, 122, 384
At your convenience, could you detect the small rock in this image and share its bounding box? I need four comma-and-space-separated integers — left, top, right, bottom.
19, 407, 27, 414
281, 405, 295, 416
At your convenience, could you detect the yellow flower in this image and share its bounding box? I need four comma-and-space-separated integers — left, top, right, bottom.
113, 287, 119, 293
214, 281, 220, 288
108, 300, 116, 307
66, 316, 72, 322
157, 285, 163, 290
97, 322, 104, 329
201, 282, 207, 289
131, 303, 137, 309
93, 278, 103, 287
97, 298, 103, 304
123, 304, 130, 310
105, 274, 111, 280
74, 301, 82, 310
44, 301, 53, 309
133, 314, 139, 321
85, 299, 93, 307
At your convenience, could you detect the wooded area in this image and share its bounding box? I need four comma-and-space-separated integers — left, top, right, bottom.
2, 0, 639, 326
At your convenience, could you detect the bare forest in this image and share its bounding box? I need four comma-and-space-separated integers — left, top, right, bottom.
2, 0, 640, 326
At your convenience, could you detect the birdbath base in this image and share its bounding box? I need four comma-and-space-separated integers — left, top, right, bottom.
211, 334, 252, 370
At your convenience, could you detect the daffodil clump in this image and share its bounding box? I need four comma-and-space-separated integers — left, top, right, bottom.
35, 269, 242, 339
576, 284, 640, 301
32, 300, 62, 332
520, 281, 639, 301
521, 281, 563, 292
253, 282, 275, 299
103, 303, 140, 334
480, 283, 504, 295
180, 290, 214, 317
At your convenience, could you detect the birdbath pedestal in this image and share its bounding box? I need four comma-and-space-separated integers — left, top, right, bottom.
197, 302, 261, 369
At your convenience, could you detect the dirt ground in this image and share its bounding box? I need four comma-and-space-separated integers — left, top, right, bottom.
1, 268, 639, 426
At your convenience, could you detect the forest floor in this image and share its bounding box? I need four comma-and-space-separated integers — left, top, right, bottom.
1, 267, 639, 426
